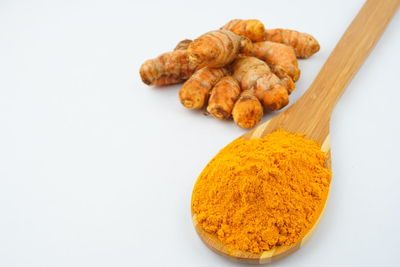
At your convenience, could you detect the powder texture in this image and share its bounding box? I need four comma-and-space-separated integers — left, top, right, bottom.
192, 130, 331, 253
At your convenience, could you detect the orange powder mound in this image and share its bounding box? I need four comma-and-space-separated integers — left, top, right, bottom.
191, 130, 331, 254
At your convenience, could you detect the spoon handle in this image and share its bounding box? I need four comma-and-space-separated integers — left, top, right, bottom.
298, 0, 399, 115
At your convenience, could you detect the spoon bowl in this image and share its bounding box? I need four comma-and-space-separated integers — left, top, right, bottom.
192, 0, 399, 263
192, 119, 332, 264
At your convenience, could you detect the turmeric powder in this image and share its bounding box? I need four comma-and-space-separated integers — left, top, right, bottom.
192, 130, 331, 254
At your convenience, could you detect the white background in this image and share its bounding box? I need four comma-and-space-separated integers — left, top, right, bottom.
0, 0, 399, 266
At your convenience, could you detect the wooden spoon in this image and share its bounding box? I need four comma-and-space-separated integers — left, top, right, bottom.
192, 0, 399, 264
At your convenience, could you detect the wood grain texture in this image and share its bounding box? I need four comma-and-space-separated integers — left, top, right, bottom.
193, 0, 399, 264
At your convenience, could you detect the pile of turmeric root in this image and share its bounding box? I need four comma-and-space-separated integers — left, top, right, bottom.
140, 19, 320, 128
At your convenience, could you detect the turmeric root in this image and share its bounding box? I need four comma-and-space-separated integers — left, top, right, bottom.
179, 67, 228, 109
140, 40, 197, 86
232, 89, 263, 129
140, 20, 320, 128
207, 76, 241, 120
280, 74, 296, 94
188, 30, 251, 69
174, 39, 192, 51
232, 57, 290, 110
231, 56, 267, 90
265, 29, 320, 59
255, 73, 289, 110
221, 19, 266, 42
248, 41, 300, 82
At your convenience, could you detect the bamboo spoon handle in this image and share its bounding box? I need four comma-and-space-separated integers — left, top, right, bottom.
294, 0, 399, 117
251, 0, 399, 143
